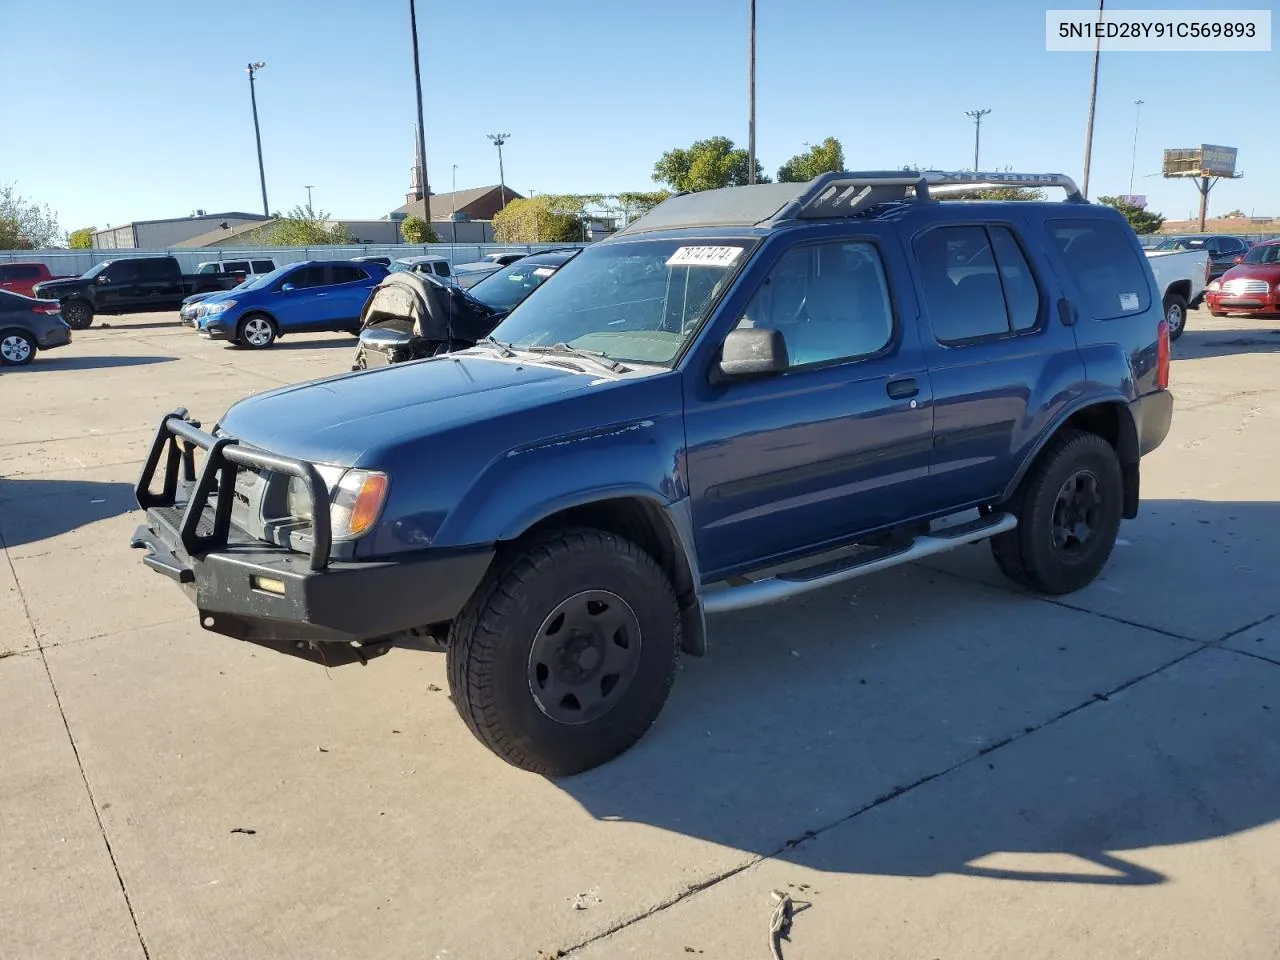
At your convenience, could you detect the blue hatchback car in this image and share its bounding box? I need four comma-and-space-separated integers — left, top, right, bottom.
194, 260, 389, 349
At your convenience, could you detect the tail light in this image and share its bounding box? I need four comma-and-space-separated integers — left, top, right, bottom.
31, 303, 61, 315
1156, 318, 1170, 389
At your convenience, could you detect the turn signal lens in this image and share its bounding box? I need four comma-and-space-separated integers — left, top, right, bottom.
331, 470, 389, 539
1156, 319, 1170, 390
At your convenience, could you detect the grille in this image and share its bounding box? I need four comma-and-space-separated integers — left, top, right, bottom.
1222, 279, 1270, 297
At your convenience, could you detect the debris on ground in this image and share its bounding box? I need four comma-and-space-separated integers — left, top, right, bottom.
570, 888, 602, 911
229, 827, 256, 835
427, 683, 442, 692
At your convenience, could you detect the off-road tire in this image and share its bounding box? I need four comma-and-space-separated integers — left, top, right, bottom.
62, 299, 94, 329
236, 313, 277, 349
1163, 292, 1188, 341
447, 527, 680, 776
990, 429, 1123, 595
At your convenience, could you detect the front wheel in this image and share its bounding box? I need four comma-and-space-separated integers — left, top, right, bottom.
990, 429, 1124, 595
0, 330, 36, 366
62, 299, 94, 329
1163, 292, 1188, 341
447, 528, 680, 776
236, 314, 277, 349
1209, 309, 1227, 318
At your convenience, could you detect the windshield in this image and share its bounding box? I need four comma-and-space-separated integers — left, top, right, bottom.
1156, 238, 1205, 250
1242, 244, 1280, 265
240, 263, 295, 291
82, 261, 112, 278
488, 239, 753, 365
466, 258, 566, 312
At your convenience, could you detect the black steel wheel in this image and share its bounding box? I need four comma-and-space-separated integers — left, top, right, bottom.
447, 528, 680, 776
62, 299, 94, 329
991, 429, 1123, 595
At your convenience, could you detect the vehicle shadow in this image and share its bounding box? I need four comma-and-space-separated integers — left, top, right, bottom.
1176, 324, 1280, 359
554, 498, 1280, 888
222, 337, 358, 353
0, 478, 137, 547
4, 355, 177, 372
96, 321, 184, 331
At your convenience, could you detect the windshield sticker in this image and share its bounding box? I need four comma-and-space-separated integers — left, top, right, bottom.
532, 267, 555, 277
666, 245, 743, 268
1119, 292, 1140, 311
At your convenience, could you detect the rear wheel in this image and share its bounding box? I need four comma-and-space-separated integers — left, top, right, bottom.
62, 299, 94, 329
0, 330, 36, 366
991, 429, 1123, 595
447, 528, 680, 776
1163, 292, 1188, 341
236, 313, 276, 349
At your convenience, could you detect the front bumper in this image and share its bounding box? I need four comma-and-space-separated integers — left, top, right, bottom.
1205, 290, 1280, 315
197, 318, 234, 340
129, 410, 493, 664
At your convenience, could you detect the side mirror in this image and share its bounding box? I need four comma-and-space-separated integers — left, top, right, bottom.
716, 327, 789, 380
96, 274, 111, 285
1234, 256, 1244, 264
281, 282, 296, 293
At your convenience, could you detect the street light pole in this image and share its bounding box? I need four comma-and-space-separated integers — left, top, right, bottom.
747, 0, 757, 184
964, 108, 991, 171
1081, 0, 1105, 199
1128, 99, 1144, 195
246, 62, 269, 216
304, 184, 314, 213
487, 134, 510, 209
409, 0, 431, 223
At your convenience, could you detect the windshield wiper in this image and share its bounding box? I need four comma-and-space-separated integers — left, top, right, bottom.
522, 343, 630, 374
477, 335, 516, 358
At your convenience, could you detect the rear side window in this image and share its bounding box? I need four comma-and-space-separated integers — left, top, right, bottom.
7, 265, 42, 279
329, 265, 367, 284
1047, 218, 1151, 320
251, 260, 275, 272
433, 262, 451, 277
224, 261, 249, 273
913, 225, 1043, 343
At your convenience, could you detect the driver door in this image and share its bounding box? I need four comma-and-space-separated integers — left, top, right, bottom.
684, 235, 935, 579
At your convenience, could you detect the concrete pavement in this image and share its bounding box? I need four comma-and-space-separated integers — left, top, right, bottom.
1, 310, 1277, 959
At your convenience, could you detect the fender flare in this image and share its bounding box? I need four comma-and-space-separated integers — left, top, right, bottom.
1000, 392, 1138, 504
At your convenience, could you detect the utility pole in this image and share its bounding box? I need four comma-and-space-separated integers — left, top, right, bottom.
1081, 0, 1105, 199
1127, 99, 1144, 195
747, 0, 757, 184
246, 62, 269, 216
409, 0, 431, 223
488, 134, 510, 209
304, 185, 314, 213
964, 108, 991, 171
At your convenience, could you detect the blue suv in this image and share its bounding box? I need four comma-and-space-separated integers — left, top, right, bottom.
194, 260, 388, 348
133, 171, 1173, 775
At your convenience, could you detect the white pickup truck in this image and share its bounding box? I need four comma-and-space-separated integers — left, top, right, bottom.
1145, 247, 1208, 341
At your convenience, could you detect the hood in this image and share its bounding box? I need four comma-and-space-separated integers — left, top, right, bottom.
34, 277, 86, 294
1219, 262, 1280, 284
216, 352, 610, 465
190, 288, 239, 306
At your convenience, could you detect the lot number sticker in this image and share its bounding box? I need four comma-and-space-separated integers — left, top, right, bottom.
1119, 292, 1141, 311
666, 246, 743, 268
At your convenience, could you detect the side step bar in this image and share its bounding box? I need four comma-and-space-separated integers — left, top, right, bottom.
702, 512, 1017, 615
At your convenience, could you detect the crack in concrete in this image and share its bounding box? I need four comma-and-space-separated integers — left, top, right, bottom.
1, 529, 152, 960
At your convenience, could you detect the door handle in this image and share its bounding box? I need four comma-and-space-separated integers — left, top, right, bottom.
886, 377, 918, 399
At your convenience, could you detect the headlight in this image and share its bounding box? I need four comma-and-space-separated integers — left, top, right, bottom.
204, 300, 236, 315
287, 467, 388, 540
1207, 280, 1220, 291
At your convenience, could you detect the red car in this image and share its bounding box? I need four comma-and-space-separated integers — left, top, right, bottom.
0, 262, 73, 299
1205, 239, 1280, 317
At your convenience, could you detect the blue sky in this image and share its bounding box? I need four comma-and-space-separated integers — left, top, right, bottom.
1, 0, 1274, 232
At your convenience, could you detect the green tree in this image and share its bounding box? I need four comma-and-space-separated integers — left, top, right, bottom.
1098, 195, 1165, 234
266, 205, 353, 246
616, 190, 671, 223
400, 215, 440, 244
494, 196, 590, 243
938, 187, 1046, 201
777, 137, 846, 183
68, 227, 94, 249
0, 183, 61, 249
652, 137, 769, 192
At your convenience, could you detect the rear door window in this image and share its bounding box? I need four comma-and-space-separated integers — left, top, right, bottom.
1046, 218, 1151, 320
138, 259, 174, 280
223, 261, 249, 273
329, 265, 367, 285
433, 261, 451, 277
251, 260, 275, 272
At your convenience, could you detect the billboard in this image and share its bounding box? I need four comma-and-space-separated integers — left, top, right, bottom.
1200, 144, 1238, 177
1118, 195, 1147, 209
1162, 145, 1238, 178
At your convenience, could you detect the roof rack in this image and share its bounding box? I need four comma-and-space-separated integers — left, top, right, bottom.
611, 169, 1084, 237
